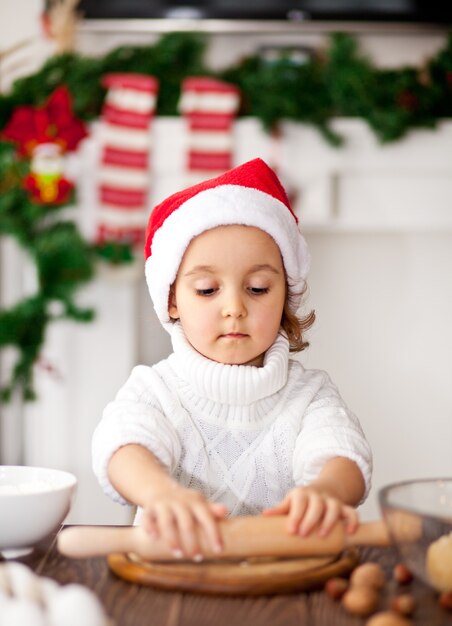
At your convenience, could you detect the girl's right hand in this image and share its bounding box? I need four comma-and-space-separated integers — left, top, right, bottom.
141, 485, 228, 560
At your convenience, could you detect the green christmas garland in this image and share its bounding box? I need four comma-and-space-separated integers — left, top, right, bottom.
0, 141, 134, 401
0, 31, 451, 402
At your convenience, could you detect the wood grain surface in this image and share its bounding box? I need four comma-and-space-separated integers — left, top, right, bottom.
7, 527, 452, 626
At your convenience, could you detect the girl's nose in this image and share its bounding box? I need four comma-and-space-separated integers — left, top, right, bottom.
221, 290, 247, 318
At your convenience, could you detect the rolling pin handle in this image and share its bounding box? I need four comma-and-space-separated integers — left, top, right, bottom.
346, 521, 391, 548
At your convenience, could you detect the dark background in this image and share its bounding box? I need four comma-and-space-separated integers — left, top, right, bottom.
77, 0, 452, 24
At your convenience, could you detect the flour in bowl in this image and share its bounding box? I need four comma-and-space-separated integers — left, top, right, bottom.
0, 482, 55, 495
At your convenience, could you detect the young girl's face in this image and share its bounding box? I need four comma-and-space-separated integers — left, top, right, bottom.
169, 225, 286, 367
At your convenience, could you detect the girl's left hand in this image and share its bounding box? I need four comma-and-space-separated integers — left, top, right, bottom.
262, 485, 358, 538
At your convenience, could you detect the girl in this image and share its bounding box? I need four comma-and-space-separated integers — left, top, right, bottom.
92, 158, 372, 560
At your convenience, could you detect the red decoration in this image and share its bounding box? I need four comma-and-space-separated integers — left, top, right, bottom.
179, 77, 240, 184
23, 173, 73, 205
2, 86, 87, 205
96, 73, 159, 247
26, 143, 68, 204
2, 85, 87, 156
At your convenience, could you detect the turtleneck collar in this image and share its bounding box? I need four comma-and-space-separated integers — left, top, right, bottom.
167, 321, 289, 406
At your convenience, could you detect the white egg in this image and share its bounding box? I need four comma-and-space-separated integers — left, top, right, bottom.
0, 563, 11, 594
0, 586, 10, 609
0, 576, 10, 600
5, 561, 42, 603
0, 598, 46, 626
40, 576, 60, 606
47, 584, 107, 626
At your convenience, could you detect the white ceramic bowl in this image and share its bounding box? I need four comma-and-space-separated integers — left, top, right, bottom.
0, 465, 77, 558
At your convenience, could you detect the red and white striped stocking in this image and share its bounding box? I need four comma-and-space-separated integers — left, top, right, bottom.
96, 73, 158, 247
179, 77, 240, 184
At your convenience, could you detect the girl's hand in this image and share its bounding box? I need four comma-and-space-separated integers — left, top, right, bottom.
262, 485, 358, 538
141, 485, 228, 560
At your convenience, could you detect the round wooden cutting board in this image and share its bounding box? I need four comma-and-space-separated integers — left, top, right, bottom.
107, 548, 359, 595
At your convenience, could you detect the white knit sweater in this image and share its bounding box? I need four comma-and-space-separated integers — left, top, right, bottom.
92, 322, 372, 518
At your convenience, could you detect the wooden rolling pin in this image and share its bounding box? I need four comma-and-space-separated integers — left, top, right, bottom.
58, 516, 391, 562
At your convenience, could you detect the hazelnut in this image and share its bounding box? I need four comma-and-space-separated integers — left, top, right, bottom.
390, 594, 416, 616
350, 563, 386, 590
366, 611, 413, 626
439, 591, 452, 610
325, 577, 348, 600
342, 586, 379, 616
393, 563, 413, 585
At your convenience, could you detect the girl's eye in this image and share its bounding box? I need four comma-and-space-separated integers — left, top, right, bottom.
195, 288, 217, 296
249, 287, 269, 295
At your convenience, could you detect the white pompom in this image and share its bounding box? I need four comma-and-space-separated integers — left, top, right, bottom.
47, 584, 107, 626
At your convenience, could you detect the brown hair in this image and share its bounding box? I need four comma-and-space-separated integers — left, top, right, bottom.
281, 282, 315, 352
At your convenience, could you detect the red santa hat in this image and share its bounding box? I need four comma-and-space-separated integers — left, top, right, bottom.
144, 158, 310, 331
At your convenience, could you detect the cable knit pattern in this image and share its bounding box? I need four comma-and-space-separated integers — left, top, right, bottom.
92, 322, 372, 516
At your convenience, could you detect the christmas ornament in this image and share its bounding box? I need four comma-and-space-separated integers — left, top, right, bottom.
24, 142, 73, 204
2, 85, 86, 206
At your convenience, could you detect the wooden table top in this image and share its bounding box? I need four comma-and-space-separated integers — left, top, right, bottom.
8, 527, 452, 626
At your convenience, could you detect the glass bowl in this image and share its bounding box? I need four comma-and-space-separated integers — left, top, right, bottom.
0, 465, 77, 558
379, 478, 452, 591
